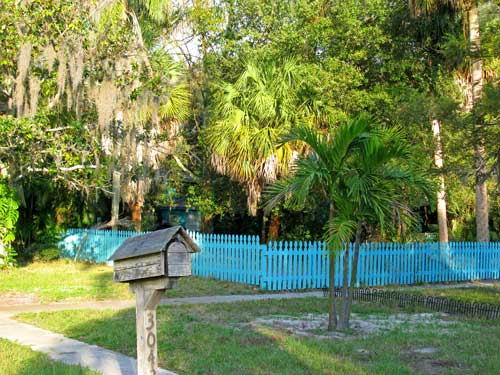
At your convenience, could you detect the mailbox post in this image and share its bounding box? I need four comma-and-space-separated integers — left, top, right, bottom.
108, 226, 199, 375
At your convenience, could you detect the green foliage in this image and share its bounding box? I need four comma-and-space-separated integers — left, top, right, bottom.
1, 0, 499, 242
266, 117, 432, 251
186, 185, 226, 220
32, 246, 61, 262
0, 181, 19, 267
205, 58, 322, 215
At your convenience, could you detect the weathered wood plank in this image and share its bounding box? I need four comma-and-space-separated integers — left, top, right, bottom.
114, 253, 165, 282
168, 263, 191, 277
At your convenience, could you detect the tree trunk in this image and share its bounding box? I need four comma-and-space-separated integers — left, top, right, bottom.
468, 7, 489, 242
260, 213, 267, 244
327, 249, 338, 331
327, 203, 337, 331
432, 120, 449, 243
268, 214, 280, 241
344, 225, 363, 329
247, 179, 261, 217
131, 201, 142, 232
0, 239, 5, 266
111, 170, 121, 230
201, 216, 213, 233
337, 241, 350, 331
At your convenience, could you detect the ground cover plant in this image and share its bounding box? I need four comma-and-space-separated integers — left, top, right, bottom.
18, 297, 500, 374
0, 260, 261, 303
0, 338, 98, 375
394, 284, 500, 306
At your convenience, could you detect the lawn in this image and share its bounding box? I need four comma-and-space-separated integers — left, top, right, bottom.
0, 338, 98, 375
18, 297, 500, 375
0, 260, 261, 303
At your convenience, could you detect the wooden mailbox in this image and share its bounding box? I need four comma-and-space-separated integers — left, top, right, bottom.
108, 226, 199, 375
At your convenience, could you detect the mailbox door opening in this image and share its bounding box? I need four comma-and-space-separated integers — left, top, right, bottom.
166, 241, 191, 277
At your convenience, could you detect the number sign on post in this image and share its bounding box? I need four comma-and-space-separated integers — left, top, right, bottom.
108, 227, 200, 375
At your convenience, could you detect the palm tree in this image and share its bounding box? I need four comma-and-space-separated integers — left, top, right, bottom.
409, 0, 488, 241
266, 117, 431, 331
205, 59, 306, 220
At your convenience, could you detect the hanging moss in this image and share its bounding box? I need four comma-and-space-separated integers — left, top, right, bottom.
15, 42, 32, 116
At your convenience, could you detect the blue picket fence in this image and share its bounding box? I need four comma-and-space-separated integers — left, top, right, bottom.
59, 228, 140, 262
260, 241, 500, 290
188, 231, 263, 286
58, 229, 500, 290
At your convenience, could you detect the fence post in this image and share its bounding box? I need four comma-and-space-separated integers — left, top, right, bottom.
259, 243, 267, 290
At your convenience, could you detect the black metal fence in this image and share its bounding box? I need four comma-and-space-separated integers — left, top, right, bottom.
322, 287, 500, 319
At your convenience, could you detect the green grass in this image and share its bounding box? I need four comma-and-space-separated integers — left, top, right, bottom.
17, 297, 500, 375
391, 285, 500, 306
0, 260, 261, 303
0, 260, 130, 302
0, 338, 98, 375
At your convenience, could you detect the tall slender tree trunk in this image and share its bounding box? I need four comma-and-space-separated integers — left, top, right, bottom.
327, 249, 338, 331
131, 201, 142, 232
338, 225, 363, 330
432, 120, 449, 242
260, 212, 268, 244
0, 240, 5, 266
111, 170, 121, 230
468, 6, 489, 242
337, 241, 350, 331
327, 203, 338, 331
345, 225, 363, 326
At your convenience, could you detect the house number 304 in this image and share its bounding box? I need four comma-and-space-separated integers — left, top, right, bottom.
146, 312, 156, 375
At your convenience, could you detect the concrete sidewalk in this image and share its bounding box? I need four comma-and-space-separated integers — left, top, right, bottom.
0, 316, 177, 375
0, 291, 323, 316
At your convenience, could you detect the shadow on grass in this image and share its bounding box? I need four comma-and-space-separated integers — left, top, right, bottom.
90, 269, 120, 300
18, 296, 500, 375
41, 302, 375, 375
0, 338, 96, 375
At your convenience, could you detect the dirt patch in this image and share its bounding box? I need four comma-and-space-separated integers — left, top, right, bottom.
0, 292, 39, 306
401, 348, 470, 374
247, 312, 457, 340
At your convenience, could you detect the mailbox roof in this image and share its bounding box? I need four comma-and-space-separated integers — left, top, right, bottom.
108, 226, 200, 261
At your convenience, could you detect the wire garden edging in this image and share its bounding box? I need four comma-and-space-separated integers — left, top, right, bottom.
322, 287, 500, 320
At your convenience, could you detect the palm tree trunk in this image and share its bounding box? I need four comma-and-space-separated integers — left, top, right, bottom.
327, 250, 338, 331
344, 225, 363, 328
468, 6, 489, 242
338, 241, 350, 331
327, 203, 337, 331
432, 120, 449, 242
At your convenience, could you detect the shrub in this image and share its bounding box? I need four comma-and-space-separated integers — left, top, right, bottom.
32, 246, 61, 262
0, 182, 19, 268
